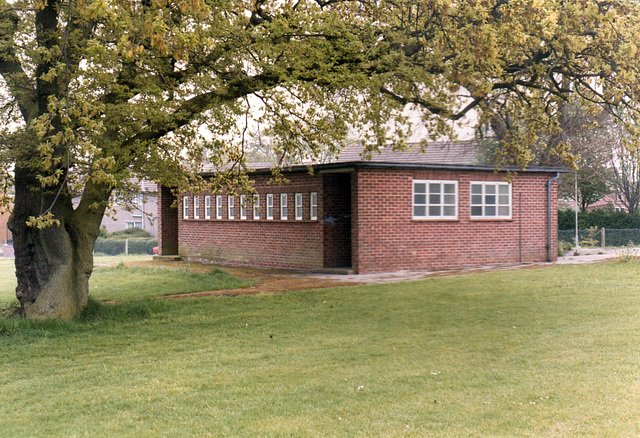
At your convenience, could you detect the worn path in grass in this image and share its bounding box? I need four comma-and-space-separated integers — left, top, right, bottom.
118, 249, 622, 301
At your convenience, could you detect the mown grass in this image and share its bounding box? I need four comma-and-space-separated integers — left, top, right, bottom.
2, 262, 640, 437
0, 255, 251, 305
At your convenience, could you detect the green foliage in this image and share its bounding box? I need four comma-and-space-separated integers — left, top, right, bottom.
558, 209, 640, 230
106, 228, 154, 239
93, 238, 157, 255
557, 240, 573, 256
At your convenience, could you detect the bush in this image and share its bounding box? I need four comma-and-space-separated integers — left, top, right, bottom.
94, 238, 158, 255
108, 228, 154, 239
558, 241, 573, 257
558, 209, 640, 230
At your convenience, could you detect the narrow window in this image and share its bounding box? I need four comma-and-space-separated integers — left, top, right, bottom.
253, 194, 260, 219
193, 196, 200, 219
183, 196, 189, 219
240, 195, 247, 220
280, 193, 288, 220
295, 193, 303, 220
413, 180, 458, 219
266, 194, 274, 220
216, 195, 223, 219
470, 182, 512, 219
228, 196, 235, 219
310, 192, 318, 220
204, 196, 211, 219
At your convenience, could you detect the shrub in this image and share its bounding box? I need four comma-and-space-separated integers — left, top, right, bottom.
558, 241, 573, 257
108, 228, 154, 238
94, 238, 158, 255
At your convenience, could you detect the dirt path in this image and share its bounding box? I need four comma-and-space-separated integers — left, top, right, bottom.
120, 250, 626, 301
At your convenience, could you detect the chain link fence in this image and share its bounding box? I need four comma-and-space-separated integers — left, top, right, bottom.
559, 228, 640, 247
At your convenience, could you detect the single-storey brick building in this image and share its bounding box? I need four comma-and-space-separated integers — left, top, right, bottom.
157, 141, 563, 273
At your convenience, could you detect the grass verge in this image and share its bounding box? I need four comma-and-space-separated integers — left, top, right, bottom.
1, 262, 640, 436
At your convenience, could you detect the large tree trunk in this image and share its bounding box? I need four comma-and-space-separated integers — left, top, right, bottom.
9, 167, 109, 319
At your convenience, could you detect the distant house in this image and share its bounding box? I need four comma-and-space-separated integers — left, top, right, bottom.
585, 194, 627, 212
101, 181, 158, 237
157, 142, 563, 273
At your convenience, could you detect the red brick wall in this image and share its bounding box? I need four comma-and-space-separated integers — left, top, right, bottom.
352, 168, 559, 273
178, 173, 325, 270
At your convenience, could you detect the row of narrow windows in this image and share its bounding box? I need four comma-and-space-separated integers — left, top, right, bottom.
183, 193, 318, 221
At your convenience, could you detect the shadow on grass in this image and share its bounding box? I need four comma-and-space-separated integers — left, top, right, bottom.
0, 297, 164, 338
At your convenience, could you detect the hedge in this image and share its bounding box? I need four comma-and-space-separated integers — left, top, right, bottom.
94, 238, 157, 255
558, 209, 640, 230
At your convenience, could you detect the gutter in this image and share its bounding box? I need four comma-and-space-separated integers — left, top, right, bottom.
546, 172, 561, 262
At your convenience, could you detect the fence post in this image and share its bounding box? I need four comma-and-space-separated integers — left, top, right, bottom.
601, 228, 606, 248
125, 238, 129, 256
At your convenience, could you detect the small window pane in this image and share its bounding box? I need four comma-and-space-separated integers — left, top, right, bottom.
414, 183, 426, 194
414, 206, 426, 216
471, 195, 482, 205
471, 184, 482, 194
414, 194, 426, 204
499, 195, 509, 205
485, 195, 496, 205
485, 206, 496, 216
499, 185, 509, 194
471, 206, 483, 216
443, 206, 456, 216
444, 184, 456, 194
498, 206, 510, 216
428, 206, 441, 216
444, 194, 455, 204
429, 183, 441, 194
485, 185, 496, 194
429, 194, 440, 204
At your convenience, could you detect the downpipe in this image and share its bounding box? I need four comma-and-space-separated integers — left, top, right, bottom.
546, 172, 561, 262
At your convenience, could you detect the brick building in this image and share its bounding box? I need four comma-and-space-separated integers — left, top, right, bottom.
157, 142, 563, 273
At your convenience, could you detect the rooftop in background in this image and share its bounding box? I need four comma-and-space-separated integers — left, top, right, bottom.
202, 140, 566, 174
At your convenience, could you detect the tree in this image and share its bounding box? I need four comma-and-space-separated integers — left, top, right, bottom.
2, 0, 640, 318
611, 142, 640, 214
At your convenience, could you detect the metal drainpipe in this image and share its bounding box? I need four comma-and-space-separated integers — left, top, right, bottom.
546, 172, 561, 262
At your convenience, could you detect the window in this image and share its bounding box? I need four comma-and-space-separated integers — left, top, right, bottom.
280, 193, 288, 220
183, 196, 189, 219
193, 196, 200, 219
253, 194, 260, 219
240, 195, 247, 220
228, 196, 235, 219
126, 221, 142, 229
205, 196, 211, 219
295, 193, 303, 220
470, 182, 511, 219
266, 194, 274, 220
310, 192, 318, 220
413, 180, 458, 219
216, 195, 223, 219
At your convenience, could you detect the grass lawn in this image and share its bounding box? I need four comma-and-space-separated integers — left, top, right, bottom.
1, 262, 640, 436
0, 255, 251, 305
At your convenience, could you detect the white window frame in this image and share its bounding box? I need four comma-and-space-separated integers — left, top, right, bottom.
280, 193, 288, 220
470, 181, 512, 219
266, 194, 274, 220
193, 196, 200, 219
253, 194, 260, 220
228, 196, 235, 219
412, 180, 458, 220
310, 192, 318, 221
240, 195, 247, 220
204, 196, 211, 219
183, 196, 189, 219
216, 195, 223, 219
295, 193, 303, 220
